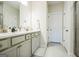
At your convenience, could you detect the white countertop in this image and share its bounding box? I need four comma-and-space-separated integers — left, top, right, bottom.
0, 30, 40, 39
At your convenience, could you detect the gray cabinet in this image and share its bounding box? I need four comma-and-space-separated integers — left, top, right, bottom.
0, 32, 40, 57
0, 45, 18, 57
1, 39, 31, 57
5, 47, 17, 57
32, 32, 40, 54
0, 39, 10, 51
18, 39, 31, 57
12, 35, 25, 45
0, 34, 32, 57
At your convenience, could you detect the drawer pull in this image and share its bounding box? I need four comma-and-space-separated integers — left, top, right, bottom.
17, 45, 22, 48
0, 44, 2, 47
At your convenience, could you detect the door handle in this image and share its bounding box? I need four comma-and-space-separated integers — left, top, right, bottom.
50, 29, 52, 31
65, 30, 69, 32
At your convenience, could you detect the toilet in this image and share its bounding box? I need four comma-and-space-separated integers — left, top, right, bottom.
33, 47, 47, 57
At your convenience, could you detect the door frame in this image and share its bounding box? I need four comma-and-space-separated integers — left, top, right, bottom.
74, 1, 78, 57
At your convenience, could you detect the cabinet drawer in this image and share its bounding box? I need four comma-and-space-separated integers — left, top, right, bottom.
35, 33, 39, 36
31, 33, 35, 38
0, 39, 10, 51
26, 34, 31, 39
12, 35, 25, 45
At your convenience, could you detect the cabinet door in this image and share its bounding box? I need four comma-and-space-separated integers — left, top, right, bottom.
19, 40, 31, 57
4, 47, 17, 57
32, 35, 40, 54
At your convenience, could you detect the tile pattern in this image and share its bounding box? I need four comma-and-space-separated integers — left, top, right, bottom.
33, 42, 74, 57
45, 42, 68, 57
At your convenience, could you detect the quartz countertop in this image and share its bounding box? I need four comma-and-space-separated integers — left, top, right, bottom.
0, 30, 40, 39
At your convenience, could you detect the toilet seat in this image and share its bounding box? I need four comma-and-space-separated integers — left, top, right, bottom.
33, 47, 47, 57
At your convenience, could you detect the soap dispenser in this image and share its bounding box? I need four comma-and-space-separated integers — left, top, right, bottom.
8, 27, 11, 32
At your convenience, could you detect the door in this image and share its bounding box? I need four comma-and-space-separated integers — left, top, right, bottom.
48, 12, 63, 43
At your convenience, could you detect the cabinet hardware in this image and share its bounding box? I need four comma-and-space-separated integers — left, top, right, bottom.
17, 45, 22, 48
66, 30, 69, 32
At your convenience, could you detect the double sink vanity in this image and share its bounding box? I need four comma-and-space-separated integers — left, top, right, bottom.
0, 31, 40, 57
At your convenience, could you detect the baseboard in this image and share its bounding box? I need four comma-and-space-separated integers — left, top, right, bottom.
48, 42, 61, 44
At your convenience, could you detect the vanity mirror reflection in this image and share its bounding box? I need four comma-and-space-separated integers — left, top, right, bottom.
0, 1, 40, 33
0, 1, 20, 33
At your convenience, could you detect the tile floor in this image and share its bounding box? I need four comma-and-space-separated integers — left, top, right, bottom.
34, 42, 76, 57
45, 42, 69, 57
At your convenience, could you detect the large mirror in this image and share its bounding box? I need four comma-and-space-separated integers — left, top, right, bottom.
0, 1, 32, 33
0, 1, 20, 32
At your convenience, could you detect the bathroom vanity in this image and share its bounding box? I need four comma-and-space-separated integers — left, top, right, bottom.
0, 31, 40, 57
0, 1, 47, 57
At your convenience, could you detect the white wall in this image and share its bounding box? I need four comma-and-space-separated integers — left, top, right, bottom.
3, 2, 19, 28
31, 1, 48, 47
63, 1, 75, 56
20, 2, 32, 31
31, 2, 41, 31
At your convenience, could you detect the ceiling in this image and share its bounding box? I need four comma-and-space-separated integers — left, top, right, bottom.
47, 1, 64, 5
2, 1, 64, 9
